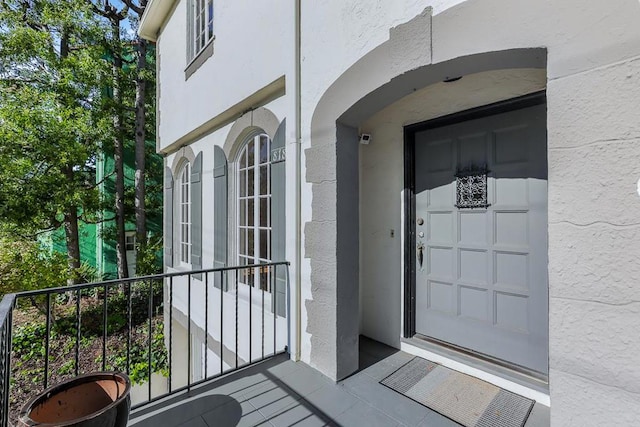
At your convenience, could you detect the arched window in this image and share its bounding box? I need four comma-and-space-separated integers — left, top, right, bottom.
237, 133, 271, 289
179, 162, 191, 265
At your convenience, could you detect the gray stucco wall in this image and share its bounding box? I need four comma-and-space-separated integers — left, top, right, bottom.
304, 0, 640, 423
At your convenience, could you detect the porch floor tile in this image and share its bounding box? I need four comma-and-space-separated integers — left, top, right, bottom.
128, 337, 550, 427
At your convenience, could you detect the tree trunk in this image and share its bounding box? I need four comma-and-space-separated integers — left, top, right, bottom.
112, 21, 128, 279
63, 167, 81, 286
60, 33, 81, 286
134, 36, 148, 273
63, 208, 81, 286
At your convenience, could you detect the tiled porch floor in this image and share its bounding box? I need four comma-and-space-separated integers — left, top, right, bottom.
128, 337, 549, 427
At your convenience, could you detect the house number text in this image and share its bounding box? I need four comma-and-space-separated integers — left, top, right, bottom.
271, 147, 286, 163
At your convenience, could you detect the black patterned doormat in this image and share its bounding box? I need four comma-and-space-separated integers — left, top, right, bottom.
380, 357, 534, 427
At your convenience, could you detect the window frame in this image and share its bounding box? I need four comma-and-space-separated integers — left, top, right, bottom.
125, 233, 136, 252
179, 162, 191, 266
236, 133, 273, 292
187, 0, 214, 63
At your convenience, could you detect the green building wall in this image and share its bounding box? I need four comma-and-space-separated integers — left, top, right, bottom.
45, 222, 98, 270
96, 138, 163, 279
42, 137, 162, 280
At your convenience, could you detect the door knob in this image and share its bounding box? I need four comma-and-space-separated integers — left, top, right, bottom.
417, 243, 425, 269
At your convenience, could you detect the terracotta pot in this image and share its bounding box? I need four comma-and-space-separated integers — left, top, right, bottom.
18, 372, 131, 427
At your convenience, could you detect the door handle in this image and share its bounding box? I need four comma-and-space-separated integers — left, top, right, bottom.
417, 243, 424, 269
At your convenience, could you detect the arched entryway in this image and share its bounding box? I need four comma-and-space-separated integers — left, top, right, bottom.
305, 5, 548, 381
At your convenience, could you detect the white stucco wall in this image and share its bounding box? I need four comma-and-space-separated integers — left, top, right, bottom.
300, 0, 465, 132
150, 0, 640, 423
301, 0, 640, 423
156, 0, 293, 152
546, 55, 640, 425
298, 0, 471, 377
151, 0, 300, 391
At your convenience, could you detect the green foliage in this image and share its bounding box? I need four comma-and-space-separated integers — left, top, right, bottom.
12, 283, 168, 386
0, 0, 110, 236
0, 0, 161, 282
106, 323, 169, 385
0, 234, 77, 295
135, 236, 163, 277
57, 360, 75, 376
12, 323, 47, 361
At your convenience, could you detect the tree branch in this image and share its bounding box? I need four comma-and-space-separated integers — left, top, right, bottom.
78, 213, 116, 225
85, 170, 116, 189
121, 0, 143, 16
88, 0, 127, 22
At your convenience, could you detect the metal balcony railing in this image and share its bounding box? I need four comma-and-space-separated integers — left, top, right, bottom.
0, 261, 290, 427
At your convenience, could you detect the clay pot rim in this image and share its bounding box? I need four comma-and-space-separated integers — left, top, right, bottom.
18, 371, 131, 427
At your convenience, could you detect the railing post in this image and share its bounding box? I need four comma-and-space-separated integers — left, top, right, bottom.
102, 283, 108, 371
220, 270, 223, 376
148, 280, 153, 401
75, 289, 81, 377
273, 264, 277, 355
235, 269, 238, 369
3, 309, 10, 427
204, 272, 208, 380
44, 293, 51, 389
0, 296, 14, 427
187, 274, 192, 391
262, 268, 265, 361
249, 268, 252, 364
168, 276, 173, 394
127, 281, 132, 376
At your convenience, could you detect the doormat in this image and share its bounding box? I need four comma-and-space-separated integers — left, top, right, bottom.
380, 357, 534, 427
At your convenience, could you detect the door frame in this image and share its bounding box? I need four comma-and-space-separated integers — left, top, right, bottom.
402, 91, 547, 338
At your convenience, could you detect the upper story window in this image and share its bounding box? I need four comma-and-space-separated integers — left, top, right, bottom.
188, 0, 214, 62
179, 162, 191, 265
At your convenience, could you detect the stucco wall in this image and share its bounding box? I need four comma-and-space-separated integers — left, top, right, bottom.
301, 0, 640, 423
546, 55, 640, 425
152, 0, 301, 381
156, 0, 293, 152
151, 0, 640, 422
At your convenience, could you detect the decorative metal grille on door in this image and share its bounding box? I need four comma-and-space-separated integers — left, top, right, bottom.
455, 164, 489, 209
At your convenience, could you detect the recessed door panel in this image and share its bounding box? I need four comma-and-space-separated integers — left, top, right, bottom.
428, 212, 454, 244
459, 249, 488, 285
